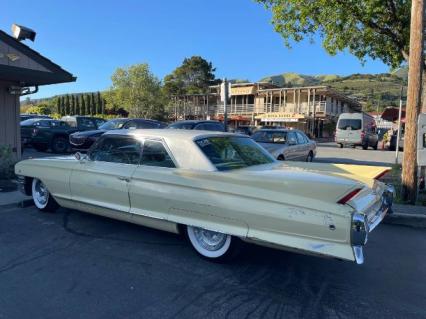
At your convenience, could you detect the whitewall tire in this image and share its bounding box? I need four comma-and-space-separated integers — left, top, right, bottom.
186, 225, 236, 260
32, 178, 59, 212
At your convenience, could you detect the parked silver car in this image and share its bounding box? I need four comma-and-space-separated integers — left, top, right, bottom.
252, 129, 316, 161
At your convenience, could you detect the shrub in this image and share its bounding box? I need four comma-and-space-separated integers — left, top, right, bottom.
0, 145, 17, 180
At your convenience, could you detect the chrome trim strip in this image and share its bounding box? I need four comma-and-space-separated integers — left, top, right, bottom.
353, 246, 364, 264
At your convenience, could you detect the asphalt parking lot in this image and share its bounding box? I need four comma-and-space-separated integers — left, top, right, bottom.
0, 205, 425, 319
315, 142, 404, 166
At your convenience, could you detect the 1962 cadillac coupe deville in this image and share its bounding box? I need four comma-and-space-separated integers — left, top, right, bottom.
15, 130, 394, 264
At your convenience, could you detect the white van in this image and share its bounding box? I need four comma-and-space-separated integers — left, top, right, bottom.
335, 113, 378, 150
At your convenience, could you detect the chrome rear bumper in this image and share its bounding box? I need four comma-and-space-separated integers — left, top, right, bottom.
351, 184, 395, 264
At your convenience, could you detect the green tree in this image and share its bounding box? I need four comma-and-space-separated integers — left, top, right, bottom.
81, 95, 86, 115
163, 56, 217, 96
86, 94, 92, 115
70, 95, 75, 115
91, 92, 96, 115
75, 95, 81, 115
108, 63, 166, 119
65, 95, 70, 115
96, 91, 102, 114
56, 97, 61, 115
256, 0, 410, 68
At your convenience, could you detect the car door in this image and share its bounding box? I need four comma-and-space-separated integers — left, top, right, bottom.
295, 131, 308, 160
70, 134, 141, 217
285, 131, 298, 160
129, 139, 177, 221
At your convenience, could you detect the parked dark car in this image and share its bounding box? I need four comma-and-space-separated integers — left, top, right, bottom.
20, 114, 52, 122
69, 118, 167, 151
234, 125, 257, 136
21, 116, 107, 153
167, 120, 225, 131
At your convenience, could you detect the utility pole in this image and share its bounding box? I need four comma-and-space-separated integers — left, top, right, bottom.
402, 0, 424, 203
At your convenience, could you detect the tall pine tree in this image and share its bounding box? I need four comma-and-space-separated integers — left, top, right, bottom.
91, 92, 96, 115
75, 95, 80, 115
81, 95, 86, 115
86, 94, 92, 115
96, 92, 102, 114
70, 95, 75, 115
56, 97, 61, 115
101, 98, 106, 114
65, 95, 70, 115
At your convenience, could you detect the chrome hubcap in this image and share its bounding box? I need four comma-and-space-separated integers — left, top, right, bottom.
34, 180, 48, 205
192, 227, 228, 251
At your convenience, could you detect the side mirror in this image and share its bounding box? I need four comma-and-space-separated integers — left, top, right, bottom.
75, 152, 88, 162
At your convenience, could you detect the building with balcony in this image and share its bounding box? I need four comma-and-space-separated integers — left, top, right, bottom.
171, 82, 361, 137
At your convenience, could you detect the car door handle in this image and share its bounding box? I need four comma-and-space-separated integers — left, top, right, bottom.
117, 176, 130, 182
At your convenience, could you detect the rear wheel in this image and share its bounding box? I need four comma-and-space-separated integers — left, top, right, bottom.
186, 226, 238, 261
373, 142, 378, 150
277, 154, 285, 161
32, 178, 59, 212
51, 136, 69, 153
362, 143, 368, 150
338, 143, 343, 148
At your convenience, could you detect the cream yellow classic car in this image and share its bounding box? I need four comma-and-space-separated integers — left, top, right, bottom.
15, 130, 394, 264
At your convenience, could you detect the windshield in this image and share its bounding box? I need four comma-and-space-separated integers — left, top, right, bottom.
99, 119, 127, 130
195, 136, 274, 171
252, 131, 287, 144
338, 119, 362, 130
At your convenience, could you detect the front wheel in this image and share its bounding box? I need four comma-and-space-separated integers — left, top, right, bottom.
32, 178, 59, 212
51, 136, 69, 153
306, 151, 314, 162
186, 226, 237, 261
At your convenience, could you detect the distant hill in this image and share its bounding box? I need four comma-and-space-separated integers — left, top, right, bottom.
259, 72, 406, 110
259, 72, 341, 87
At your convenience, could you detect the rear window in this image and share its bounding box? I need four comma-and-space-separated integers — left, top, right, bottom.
338, 119, 362, 130
168, 122, 196, 130
252, 131, 287, 144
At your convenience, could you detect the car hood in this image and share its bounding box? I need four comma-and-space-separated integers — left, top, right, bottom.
71, 129, 106, 138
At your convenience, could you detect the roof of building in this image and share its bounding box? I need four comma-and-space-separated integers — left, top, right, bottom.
0, 30, 76, 86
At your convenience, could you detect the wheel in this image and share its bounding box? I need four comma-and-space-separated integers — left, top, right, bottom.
306, 151, 314, 162
186, 225, 238, 261
373, 142, 378, 150
51, 136, 69, 153
277, 154, 285, 161
33, 143, 48, 152
362, 143, 368, 150
31, 178, 59, 212
338, 143, 343, 148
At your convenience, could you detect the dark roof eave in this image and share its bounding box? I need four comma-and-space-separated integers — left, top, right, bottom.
0, 64, 76, 86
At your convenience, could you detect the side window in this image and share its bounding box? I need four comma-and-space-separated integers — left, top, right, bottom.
271, 132, 286, 143
136, 121, 158, 129
287, 132, 297, 145
122, 121, 136, 129
296, 132, 306, 144
194, 123, 207, 130
79, 118, 96, 130
141, 140, 175, 168
204, 123, 225, 131
89, 136, 141, 165
94, 118, 106, 128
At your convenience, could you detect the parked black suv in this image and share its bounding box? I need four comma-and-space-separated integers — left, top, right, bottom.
21, 116, 106, 153
167, 120, 225, 131
69, 118, 167, 151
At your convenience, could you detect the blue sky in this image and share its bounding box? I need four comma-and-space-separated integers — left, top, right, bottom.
1, 0, 389, 99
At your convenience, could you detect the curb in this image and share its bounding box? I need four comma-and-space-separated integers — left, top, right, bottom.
384, 213, 426, 229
